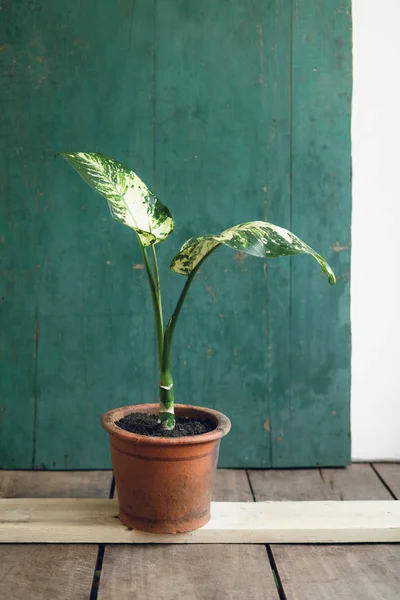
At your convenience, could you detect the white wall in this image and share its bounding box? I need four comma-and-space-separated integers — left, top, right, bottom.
352, 0, 400, 460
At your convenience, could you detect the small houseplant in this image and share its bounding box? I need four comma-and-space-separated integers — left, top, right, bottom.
59, 152, 336, 534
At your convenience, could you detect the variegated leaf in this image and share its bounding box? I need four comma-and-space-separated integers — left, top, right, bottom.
60, 152, 174, 246
170, 221, 336, 284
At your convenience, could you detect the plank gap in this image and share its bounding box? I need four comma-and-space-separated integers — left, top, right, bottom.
370, 464, 398, 500
266, 545, 288, 600
89, 474, 115, 600
89, 544, 106, 600
247, 469, 288, 599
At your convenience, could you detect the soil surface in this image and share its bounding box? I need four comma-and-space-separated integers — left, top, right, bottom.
115, 412, 216, 438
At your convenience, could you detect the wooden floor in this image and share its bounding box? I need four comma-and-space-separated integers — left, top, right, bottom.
0, 464, 399, 599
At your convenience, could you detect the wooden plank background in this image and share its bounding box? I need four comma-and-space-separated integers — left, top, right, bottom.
0, 0, 352, 468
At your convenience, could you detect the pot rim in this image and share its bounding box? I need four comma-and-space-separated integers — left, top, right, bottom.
101, 403, 231, 446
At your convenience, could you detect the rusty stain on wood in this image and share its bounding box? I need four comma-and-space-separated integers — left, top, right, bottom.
205, 285, 217, 303
330, 241, 350, 252
233, 252, 248, 267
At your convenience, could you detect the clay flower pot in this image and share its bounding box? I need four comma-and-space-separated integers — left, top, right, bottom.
101, 403, 231, 534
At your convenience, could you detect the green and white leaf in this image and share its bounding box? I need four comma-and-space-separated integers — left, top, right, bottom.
60, 152, 174, 247
170, 221, 336, 284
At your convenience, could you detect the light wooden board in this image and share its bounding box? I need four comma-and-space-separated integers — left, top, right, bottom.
99, 470, 277, 599
249, 464, 399, 599
374, 463, 400, 499
0, 471, 112, 600
1, 498, 399, 544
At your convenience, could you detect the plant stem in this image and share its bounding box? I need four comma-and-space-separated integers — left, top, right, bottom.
151, 244, 164, 334
151, 244, 162, 318
139, 242, 164, 368
158, 248, 219, 430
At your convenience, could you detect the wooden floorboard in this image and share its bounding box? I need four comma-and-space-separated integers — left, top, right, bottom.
0, 471, 112, 600
98, 470, 278, 599
0, 470, 112, 498
248, 464, 400, 600
373, 463, 400, 499
1, 466, 399, 599
248, 464, 392, 501
272, 544, 400, 600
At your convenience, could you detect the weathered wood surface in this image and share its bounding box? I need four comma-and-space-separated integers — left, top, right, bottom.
0, 0, 352, 471
98, 469, 277, 599
0, 470, 112, 498
154, 0, 274, 469
249, 464, 392, 501
1, 497, 399, 544
267, 0, 352, 468
374, 463, 400, 498
0, 467, 399, 599
249, 464, 400, 599
0, 0, 156, 471
272, 544, 400, 600
0, 471, 112, 600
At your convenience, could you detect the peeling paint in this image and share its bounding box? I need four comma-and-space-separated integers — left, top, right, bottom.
233, 251, 248, 267
205, 285, 217, 303
331, 241, 350, 253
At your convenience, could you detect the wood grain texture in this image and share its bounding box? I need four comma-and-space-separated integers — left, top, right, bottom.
373, 463, 400, 499
1, 498, 399, 544
268, 0, 352, 467
0, 545, 101, 600
0, 0, 351, 469
154, 0, 274, 468
273, 544, 400, 600
0, 470, 112, 498
249, 464, 393, 501
0, 0, 156, 470
98, 469, 277, 599
264, 0, 293, 471
0, 471, 112, 600
249, 464, 400, 599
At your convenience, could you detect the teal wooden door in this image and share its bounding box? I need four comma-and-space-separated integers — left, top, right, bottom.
0, 1, 351, 469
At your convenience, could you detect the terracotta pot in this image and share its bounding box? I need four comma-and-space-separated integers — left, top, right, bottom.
101, 403, 231, 534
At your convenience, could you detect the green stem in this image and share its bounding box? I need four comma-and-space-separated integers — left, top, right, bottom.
151, 244, 164, 334
158, 248, 219, 430
139, 242, 164, 369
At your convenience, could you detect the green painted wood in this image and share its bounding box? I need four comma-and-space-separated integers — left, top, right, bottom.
0, 1, 156, 469
262, 0, 292, 467
154, 0, 285, 466
268, 0, 352, 467
0, 1, 351, 468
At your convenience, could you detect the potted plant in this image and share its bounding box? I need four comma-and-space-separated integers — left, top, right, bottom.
59, 152, 336, 534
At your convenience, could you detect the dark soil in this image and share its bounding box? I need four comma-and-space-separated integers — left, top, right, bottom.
115, 412, 216, 438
